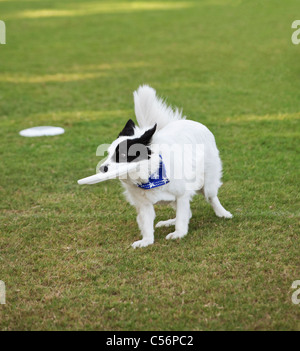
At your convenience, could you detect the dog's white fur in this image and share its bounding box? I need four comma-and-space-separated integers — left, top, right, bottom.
102, 85, 232, 248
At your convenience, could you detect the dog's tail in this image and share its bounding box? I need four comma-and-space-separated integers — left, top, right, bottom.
133, 85, 184, 130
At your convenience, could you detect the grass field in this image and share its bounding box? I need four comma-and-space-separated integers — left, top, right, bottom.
0, 0, 299, 330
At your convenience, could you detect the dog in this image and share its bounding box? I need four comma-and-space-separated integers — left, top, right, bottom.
99, 85, 232, 248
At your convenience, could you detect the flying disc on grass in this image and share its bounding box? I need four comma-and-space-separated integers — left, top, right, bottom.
78, 162, 139, 185
19, 126, 65, 137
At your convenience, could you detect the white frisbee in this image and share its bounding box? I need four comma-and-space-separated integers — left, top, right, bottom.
19, 126, 65, 137
78, 162, 139, 185
78, 163, 139, 185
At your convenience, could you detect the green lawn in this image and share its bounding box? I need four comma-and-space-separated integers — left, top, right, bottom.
0, 0, 299, 330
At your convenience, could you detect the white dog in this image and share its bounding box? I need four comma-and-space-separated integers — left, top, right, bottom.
99, 85, 232, 248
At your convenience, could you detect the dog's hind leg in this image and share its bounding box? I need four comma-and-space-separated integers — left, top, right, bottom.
203, 155, 232, 219
156, 210, 192, 228
132, 203, 156, 248
156, 218, 176, 228
166, 196, 191, 240
208, 196, 233, 218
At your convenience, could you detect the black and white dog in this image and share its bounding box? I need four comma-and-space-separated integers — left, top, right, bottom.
98, 85, 232, 248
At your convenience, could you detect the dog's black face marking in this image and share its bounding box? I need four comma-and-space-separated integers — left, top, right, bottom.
118, 119, 136, 138
112, 124, 157, 163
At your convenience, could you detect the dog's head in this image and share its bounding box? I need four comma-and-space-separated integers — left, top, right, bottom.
99, 119, 158, 182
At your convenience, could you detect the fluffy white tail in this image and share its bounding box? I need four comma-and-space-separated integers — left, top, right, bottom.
133, 85, 184, 130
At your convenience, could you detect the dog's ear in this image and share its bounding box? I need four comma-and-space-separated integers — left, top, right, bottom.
138, 124, 157, 146
118, 119, 136, 137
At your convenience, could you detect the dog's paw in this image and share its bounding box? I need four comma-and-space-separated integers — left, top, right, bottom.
156, 219, 176, 228
132, 239, 154, 249
216, 210, 233, 219
166, 231, 186, 240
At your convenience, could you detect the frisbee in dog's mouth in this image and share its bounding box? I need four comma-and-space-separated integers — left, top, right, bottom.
77, 162, 139, 185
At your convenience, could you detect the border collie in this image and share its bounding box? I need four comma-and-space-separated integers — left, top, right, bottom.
99, 85, 232, 248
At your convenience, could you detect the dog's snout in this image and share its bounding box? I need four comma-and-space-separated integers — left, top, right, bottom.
100, 165, 108, 173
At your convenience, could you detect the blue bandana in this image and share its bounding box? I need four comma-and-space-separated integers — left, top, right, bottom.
137, 155, 170, 190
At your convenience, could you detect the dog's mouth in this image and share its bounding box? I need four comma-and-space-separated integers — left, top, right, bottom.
98, 153, 147, 174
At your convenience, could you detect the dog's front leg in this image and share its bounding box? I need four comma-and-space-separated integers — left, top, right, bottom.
132, 203, 155, 248
166, 195, 191, 240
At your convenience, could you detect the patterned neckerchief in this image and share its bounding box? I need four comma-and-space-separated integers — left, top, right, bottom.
137, 155, 170, 190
